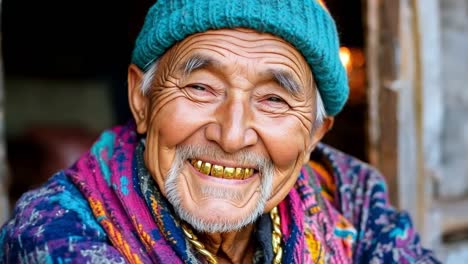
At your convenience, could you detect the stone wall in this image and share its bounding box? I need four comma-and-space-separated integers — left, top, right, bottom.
439, 0, 468, 199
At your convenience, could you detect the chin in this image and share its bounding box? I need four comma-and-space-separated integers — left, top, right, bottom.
173, 199, 265, 233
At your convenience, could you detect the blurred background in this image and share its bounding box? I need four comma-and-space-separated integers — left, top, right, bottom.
0, 0, 467, 262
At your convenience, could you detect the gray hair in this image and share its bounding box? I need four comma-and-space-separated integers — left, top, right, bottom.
140, 61, 327, 125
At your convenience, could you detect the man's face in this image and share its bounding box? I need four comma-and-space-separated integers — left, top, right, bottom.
129, 28, 329, 232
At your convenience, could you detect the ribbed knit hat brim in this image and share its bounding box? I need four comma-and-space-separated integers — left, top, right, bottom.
132, 0, 349, 116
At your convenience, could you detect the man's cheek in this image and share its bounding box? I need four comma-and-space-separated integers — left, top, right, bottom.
273, 149, 302, 171
263, 125, 308, 169
153, 99, 204, 147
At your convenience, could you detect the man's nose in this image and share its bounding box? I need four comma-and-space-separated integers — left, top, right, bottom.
205, 98, 258, 153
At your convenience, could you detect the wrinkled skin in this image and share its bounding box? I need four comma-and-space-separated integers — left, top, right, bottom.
128, 28, 333, 263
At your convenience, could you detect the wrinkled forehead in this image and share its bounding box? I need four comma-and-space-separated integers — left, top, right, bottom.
160, 28, 314, 86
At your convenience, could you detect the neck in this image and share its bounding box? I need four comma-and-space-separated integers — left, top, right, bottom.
198, 224, 256, 264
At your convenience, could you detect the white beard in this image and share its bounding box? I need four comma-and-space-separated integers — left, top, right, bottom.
164, 145, 274, 233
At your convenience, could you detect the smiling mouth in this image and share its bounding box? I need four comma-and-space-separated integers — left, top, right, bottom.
189, 159, 256, 180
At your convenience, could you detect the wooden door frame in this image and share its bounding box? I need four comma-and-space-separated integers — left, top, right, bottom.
366, 0, 443, 247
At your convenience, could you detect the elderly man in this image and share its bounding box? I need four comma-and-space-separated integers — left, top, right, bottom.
1, 0, 440, 263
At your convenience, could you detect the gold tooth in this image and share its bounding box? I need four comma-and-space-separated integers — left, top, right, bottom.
211, 165, 224, 178
244, 168, 250, 179
223, 167, 235, 179
234, 168, 245, 180
200, 162, 212, 175
193, 160, 202, 171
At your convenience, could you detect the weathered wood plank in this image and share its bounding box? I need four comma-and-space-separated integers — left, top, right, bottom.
367, 0, 400, 207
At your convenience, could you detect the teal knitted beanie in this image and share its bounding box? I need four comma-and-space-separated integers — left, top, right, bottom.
132, 0, 349, 116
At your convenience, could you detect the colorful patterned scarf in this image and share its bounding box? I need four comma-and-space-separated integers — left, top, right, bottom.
64, 122, 352, 263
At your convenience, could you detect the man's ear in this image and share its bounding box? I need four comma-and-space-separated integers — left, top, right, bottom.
303, 116, 334, 164
128, 64, 149, 134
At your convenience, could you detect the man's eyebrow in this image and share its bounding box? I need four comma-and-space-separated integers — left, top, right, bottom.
179, 56, 303, 96
179, 54, 219, 77
269, 69, 303, 96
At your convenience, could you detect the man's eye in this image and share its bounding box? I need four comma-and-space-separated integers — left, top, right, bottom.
184, 84, 217, 102
258, 95, 290, 113
267, 96, 285, 103
189, 84, 206, 91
